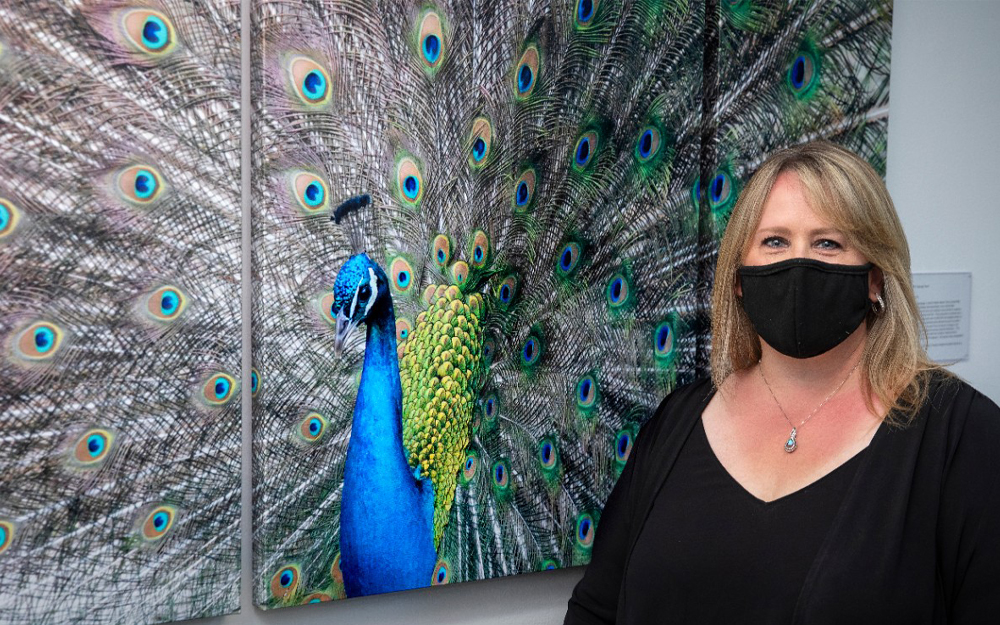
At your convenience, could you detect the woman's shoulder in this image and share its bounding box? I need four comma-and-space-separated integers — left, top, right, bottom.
922, 371, 1000, 441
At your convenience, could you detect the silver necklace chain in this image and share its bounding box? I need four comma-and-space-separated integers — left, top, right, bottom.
758, 358, 861, 453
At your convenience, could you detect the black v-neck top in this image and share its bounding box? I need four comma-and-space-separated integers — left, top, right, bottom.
624, 417, 866, 623
564, 374, 1000, 625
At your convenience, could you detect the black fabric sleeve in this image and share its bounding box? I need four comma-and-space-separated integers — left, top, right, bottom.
940, 386, 1000, 622
562, 426, 641, 625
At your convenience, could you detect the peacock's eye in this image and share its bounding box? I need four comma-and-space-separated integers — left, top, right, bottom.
358, 284, 371, 300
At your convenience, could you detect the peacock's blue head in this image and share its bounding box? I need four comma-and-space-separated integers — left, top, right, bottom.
330, 253, 391, 356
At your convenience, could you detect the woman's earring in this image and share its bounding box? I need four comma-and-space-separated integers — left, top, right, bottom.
872, 292, 886, 315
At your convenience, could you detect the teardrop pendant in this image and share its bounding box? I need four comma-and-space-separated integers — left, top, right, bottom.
784, 428, 798, 453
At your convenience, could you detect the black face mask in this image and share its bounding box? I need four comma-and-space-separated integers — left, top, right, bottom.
737, 258, 873, 359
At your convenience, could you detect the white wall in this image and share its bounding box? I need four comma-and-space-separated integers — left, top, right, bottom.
885, 0, 1000, 403
197, 2, 1000, 624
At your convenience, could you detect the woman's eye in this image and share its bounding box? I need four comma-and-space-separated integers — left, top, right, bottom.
815, 239, 842, 250
763, 236, 787, 248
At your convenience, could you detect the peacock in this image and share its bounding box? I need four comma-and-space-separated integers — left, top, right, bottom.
251, 0, 891, 608
0, 1, 242, 624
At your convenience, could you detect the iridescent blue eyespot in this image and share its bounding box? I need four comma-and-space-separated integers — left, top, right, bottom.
522, 336, 541, 366
423, 34, 441, 64
518, 65, 533, 93
34, 327, 55, 353
214, 378, 230, 400
142, 16, 169, 50
87, 434, 105, 457
141, 505, 176, 541
251, 370, 259, 394
492, 459, 510, 488
402, 176, 419, 201
302, 70, 327, 101
609, 278, 623, 302
159, 290, 180, 316
639, 130, 653, 158
575, 138, 591, 166
270, 564, 300, 599
133, 169, 157, 199
472, 138, 486, 163
515, 46, 540, 98
557, 242, 582, 275
304, 181, 324, 207
654, 321, 674, 359
516, 181, 529, 205
575, 513, 595, 548
615, 430, 633, 463
578, 0, 595, 23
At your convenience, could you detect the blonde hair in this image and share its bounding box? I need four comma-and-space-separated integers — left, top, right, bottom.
710, 141, 943, 424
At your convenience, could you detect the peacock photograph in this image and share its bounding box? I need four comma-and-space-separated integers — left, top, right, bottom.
0, 1, 242, 624
251, 0, 891, 610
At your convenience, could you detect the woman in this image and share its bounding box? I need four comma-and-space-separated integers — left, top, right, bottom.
564, 141, 1000, 623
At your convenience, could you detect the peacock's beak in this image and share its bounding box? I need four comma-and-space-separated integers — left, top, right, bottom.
333, 309, 360, 358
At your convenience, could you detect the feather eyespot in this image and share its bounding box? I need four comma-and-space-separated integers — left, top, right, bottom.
615, 430, 634, 464
556, 242, 582, 276
418, 10, 445, 70
302, 593, 332, 604
0, 521, 14, 555
292, 172, 329, 213
576, 0, 598, 26
461, 450, 479, 483
573, 131, 598, 170
469, 117, 493, 167
496, 274, 517, 306
0, 198, 21, 239
538, 437, 559, 470
635, 126, 661, 162
297, 412, 328, 443
514, 45, 540, 98
396, 158, 424, 205
141, 506, 177, 542
288, 56, 332, 105
606, 273, 631, 308
396, 318, 412, 343
251, 369, 260, 396
653, 321, 674, 358
482, 336, 496, 365
73, 429, 115, 466
121, 9, 176, 55
575, 513, 595, 548
576, 375, 598, 409
492, 459, 510, 489
431, 559, 451, 585
470, 230, 490, 268
118, 165, 163, 205
144, 286, 187, 322
540, 558, 559, 571
14, 321, 64, 361
482, 393, 499, 422
708, 172, 733, 210
431, 234, 451, 268
513, 169, 537, 210
270, 565, 300, 600
449, 260, 469, 286
521, 334, 543, 367
787, 47, 820, 98
201, 372, 237, 406
389, 257, 415, 293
